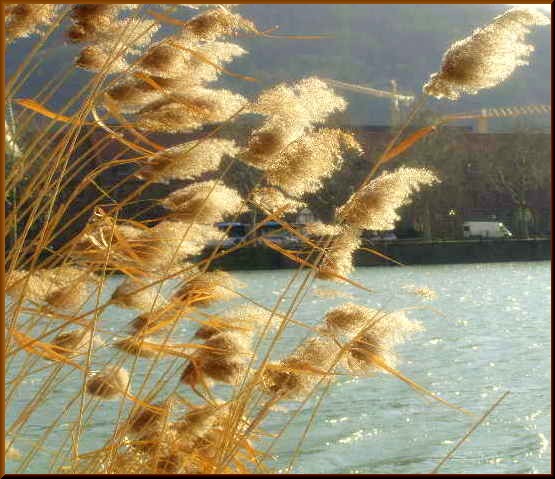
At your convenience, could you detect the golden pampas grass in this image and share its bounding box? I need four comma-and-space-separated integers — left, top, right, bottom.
337, 167, 438, 231
176, 402, 227, 439
51, 329, 104, 357
6, 266, 93, 309
174, 270, 244, 307
136, 88, 246, 133
182, 7, 256, 41
344, 310, 424, 372
5, 443, 21, 461
317, 227, 362, 280
323, 302, 378, 336
129, 304, 192, 336
162, 181, 245, 223
68, 4, 155, 72
6, 4, 59, 43
265, 129, 362, 197
105, 77, 184, 113
243, 78, 347, 171
251, 187, 307, 215
423, 7, 550, 100
304, 222, 346, 238
138, 139, 238, 183
44, 281, 92, 311
111, 277, 168, 312
114, 336, 164, 359
76, 45, 128, 73
194, 303, 278, 339
68, 4, 146, 43
181, 331, 251, 386
253, 77, 347, 126
138, 39, 246, 81
127, 402, 170, 436
86, 366, 131, 400
262, 337, 340, 400
138, 221, 225, 273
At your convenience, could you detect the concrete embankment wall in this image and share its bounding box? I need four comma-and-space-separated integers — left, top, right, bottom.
207, 239, 551, 270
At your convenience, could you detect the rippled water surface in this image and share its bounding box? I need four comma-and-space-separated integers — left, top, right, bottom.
6, 262, 551, 474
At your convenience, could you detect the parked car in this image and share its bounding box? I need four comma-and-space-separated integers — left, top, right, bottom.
463, 221, 512, 239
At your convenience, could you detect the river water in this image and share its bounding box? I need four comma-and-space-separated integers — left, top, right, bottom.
6, 261, 551, 474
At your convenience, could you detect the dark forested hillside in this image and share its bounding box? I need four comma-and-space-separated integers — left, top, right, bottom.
6, 4, 551, 128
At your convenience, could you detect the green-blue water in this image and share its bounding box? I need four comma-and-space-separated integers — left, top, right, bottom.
6, 262, 551, 473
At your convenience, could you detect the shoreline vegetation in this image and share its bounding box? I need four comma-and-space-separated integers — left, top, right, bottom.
4, 4, 550, 474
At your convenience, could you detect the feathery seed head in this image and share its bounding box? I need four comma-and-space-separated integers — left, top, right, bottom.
76, 45, 128, 73
174, 271, 244, 307
183, 8, 255, 41
183, 331, 252, 385
262, 336, 339, 400
304, 222, 346, 238
337, 167, 438, 231
127, 402, 171, 436
111, 277, 168, 312
136, 88, 246, 133
251, 187, 307, 215
324, 303, 381, 336
345, 310, 424, 372
162, 181, 245, 223
266, 128, 361, 197
317, 227, 362, 280
86, 366, 130, 400
6, 4, 59, 43
423, 7, 550, 100
6, 266, 93, 310
139, 139, 238, 183
51, 329, 103, 357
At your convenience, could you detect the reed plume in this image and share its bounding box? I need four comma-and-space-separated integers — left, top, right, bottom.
182, 331, 252, 386
5, 4, 59, 43
317, 227, 362, 280
265, 129, 362, 197
251, 187, 307, 215
243, 78, 347, 170
343, 310, 423, 372
6, 266, 94, 310
137, 139, 239, 183
68, 4, 156, 72
111, 277, 168, 312
194, 303, 278, 339
262, 337, 340, 400
51, 329, 104, 357
337, 167, 439, 231
136, 88, 246, 133
86, 366, 131, 400
162, 181, 245, 223
174, 270, 244, 307
181, 7, 256, 41
424, 6, 550, 100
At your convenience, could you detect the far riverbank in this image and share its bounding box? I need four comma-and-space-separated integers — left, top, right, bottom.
206, 238, 551, 270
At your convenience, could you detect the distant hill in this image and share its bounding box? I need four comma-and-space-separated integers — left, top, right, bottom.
6, 4, 551, 129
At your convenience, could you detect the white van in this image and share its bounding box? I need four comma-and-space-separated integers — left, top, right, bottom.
463, 221, 512, 239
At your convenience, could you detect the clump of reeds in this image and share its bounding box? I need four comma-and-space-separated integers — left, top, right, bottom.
5, 4, 547, 475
